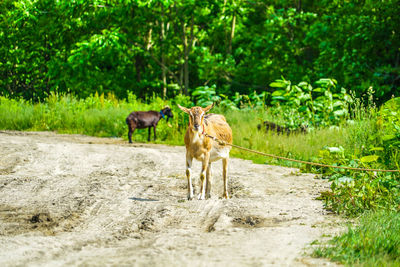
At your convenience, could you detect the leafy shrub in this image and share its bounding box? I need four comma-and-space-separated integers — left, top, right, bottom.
317, 98, 400, 217
191, 85, 220, 106
269, 78, 353, 127
191, 85, 263, 111
320, 171, 400, 216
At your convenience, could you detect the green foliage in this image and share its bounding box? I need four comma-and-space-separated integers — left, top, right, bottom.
314, 211, 400, 266
270, 78, 353, 127
0, 0, 398, 101
379, 97, 400, 168
191, 85, 263, 111
320, 171, 400, 216
191, 85, 220, 106
316, 99, 400, 217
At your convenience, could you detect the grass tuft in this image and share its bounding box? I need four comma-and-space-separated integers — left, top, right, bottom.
314, 211, 400, 266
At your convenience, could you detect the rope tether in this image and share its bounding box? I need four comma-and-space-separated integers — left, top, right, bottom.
204, 133, 400, 173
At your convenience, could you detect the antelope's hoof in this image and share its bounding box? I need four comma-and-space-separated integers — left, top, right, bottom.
197, 193, 206, 200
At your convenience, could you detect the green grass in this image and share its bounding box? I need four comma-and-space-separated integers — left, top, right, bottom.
0, 93, 190, 145
0, 93, 383, 165
223, 108, 378, 168
0, 92, 392, 173
313, 210, 400, 266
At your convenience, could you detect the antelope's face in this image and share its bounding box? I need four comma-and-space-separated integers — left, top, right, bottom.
177, 103, 214, 132
189, 107, 205, 132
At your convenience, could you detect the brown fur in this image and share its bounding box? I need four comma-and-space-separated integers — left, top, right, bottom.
178, 103, 232, 200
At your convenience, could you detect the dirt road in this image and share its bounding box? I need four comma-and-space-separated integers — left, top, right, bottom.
0, 131, 340, 266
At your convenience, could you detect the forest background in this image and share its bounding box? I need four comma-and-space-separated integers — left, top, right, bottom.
1, 0, 399, 102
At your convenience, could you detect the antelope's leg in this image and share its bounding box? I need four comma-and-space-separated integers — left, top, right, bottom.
148, 127, 151, 141
206, 162, 212, 199
198, 153, 210, 200
222, 158, 229, 199
186, 152, 194, 200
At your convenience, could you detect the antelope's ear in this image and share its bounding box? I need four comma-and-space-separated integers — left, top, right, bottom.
177, 104, 190, 114
203, 103, 214, 113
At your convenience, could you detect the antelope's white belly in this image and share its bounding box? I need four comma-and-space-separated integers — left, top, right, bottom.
209, 146, 231, 162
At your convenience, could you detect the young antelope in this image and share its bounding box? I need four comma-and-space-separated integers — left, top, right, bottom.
177, 103, 233, 200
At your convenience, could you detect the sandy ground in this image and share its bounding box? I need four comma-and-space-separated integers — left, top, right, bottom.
0, 131, 342, 266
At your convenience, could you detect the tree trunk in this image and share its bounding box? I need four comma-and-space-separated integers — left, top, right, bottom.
146, 27, 153, 50
179, 64, 184, 95
228, 13, 236, 54
296, 0, 301, 11
161, 7, 167, 98
182, 15, 195, 95
182, 22, 189, 95
135, 55, 142, 83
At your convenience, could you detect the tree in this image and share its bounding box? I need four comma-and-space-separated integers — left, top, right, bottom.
0, 0, 398, 102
